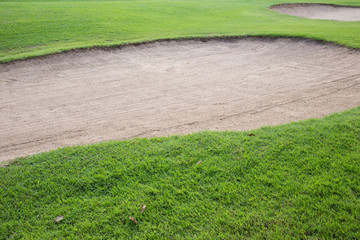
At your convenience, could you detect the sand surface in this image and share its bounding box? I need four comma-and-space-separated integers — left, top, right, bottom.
1, 38, 360, 162
271, 3, 360, 21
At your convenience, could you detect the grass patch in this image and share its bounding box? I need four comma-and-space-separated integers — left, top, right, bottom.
1, 0, 360, 238
1, 107, 360, 239
1, 0, 360, 62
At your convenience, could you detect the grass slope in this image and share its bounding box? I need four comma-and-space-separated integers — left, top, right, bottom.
1, 0, 360, 238
1, 107, 360, 239
1, 0, 360, 62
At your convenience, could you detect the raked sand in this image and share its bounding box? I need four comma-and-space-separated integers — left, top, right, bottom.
1, 38, 360, 162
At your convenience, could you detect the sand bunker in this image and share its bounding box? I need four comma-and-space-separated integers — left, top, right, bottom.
271, 3, 360, 21
1, 38, 360, 162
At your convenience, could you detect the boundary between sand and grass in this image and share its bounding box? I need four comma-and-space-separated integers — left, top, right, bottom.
2, 34, 360, 64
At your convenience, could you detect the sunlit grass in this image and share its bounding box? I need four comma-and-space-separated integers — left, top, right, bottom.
1, 0, 360, 62
1, 107, 360, 239
1, 0, 360, 238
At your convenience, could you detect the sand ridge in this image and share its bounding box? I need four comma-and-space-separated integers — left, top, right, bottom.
271, 3, 360, 21
1, 37, 360, 162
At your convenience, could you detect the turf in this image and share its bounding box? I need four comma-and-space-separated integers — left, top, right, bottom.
1, 0, 360, 238
1, 0, 360, 62
1, 107, 360, 239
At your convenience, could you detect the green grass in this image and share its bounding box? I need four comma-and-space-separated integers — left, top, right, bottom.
1, 0, 360, 62
1, 107, 360, 239
1, 0, 360, 238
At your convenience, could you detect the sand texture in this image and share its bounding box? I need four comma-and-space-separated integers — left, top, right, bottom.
271, 3, 360, 21
1, 38, 360, 162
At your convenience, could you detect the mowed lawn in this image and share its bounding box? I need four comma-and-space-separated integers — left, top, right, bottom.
1, 0, 360, 62
1, 0, 360, 239
1, 108, 360, 239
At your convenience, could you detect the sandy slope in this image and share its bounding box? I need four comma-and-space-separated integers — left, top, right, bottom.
271, 3, 360, 21
1, 38, 360, 162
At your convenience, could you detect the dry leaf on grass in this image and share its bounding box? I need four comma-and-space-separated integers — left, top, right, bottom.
196, 160, 202, 165
141, 204, 147, 213
247, 133, 255, 136
54, 215, 64, 223
129, 216, 137, 224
